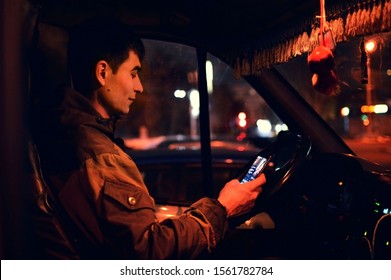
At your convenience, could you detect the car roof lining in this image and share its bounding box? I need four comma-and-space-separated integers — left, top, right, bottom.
29, 0, 352, 60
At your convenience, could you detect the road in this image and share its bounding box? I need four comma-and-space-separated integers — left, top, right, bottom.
344, 136, 391, 170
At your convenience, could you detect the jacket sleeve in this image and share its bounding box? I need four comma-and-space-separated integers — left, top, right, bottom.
73, 148, 228, 259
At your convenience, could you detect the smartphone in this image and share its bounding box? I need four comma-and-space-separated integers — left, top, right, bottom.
240, 155, 270, 184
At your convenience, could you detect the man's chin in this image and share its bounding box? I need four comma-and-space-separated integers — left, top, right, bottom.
113, 109, 129, 116
121, 105, 132, 115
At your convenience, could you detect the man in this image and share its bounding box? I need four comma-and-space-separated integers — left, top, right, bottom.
33, 18, 266, 259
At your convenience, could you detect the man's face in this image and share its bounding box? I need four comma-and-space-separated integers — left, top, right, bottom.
98, 50, 143, 117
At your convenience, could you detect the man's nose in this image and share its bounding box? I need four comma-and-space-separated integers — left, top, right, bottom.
135, 76, 143, 94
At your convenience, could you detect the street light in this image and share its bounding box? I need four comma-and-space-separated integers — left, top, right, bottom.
362, 38, 377, 136
189, 89, 200, 137
365, 39, 377, 53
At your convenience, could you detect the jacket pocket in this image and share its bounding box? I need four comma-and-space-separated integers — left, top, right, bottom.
103, 180, 155, 212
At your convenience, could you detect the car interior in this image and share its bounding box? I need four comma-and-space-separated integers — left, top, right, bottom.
1, 0, 391, 260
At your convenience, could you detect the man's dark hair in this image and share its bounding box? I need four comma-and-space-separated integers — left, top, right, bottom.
67, 18, 145, 96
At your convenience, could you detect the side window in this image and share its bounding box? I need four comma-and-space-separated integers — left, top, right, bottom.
118, 39, 285, 203
117, 40, 198, 142
116, 39, 285, 149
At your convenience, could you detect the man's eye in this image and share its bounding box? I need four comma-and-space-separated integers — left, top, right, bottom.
131, 71, 140, 78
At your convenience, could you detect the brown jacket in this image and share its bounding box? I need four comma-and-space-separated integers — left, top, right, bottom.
35, 88, 228, 259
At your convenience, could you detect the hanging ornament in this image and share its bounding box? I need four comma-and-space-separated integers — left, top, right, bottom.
307, 0, 338, 96
308, 45, 338, 95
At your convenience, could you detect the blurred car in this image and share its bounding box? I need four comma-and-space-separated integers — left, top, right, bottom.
1, 0, 391, 260
127, 141, 260, 205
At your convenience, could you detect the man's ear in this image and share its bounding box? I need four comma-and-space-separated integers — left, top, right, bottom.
95, 60, 110, 86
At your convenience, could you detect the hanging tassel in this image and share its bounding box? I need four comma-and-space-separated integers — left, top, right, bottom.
234, 57, 242, 79
241, 56, 251, 76
371, 1, 382, 33
382, 0, 391, 32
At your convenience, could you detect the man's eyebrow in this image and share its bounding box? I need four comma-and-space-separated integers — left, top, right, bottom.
132, 65, 142, 72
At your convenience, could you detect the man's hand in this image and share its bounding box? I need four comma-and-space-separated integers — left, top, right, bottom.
217, 174, 266, 218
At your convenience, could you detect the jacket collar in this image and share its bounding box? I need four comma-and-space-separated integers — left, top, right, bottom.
60, 88, 121, 136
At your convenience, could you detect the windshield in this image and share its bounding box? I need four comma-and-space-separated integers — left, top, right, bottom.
276, 32, 391, 169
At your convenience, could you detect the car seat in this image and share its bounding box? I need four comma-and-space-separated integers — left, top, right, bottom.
26, 136, 80, 259
23, 1, 79, 258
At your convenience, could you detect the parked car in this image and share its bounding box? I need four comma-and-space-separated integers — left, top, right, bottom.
1, 0, 391, 260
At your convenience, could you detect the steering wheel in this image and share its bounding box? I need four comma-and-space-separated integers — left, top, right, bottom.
231, 132, 312, 227
255, 132, 311, 196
